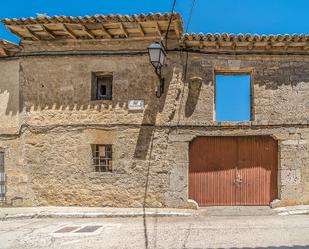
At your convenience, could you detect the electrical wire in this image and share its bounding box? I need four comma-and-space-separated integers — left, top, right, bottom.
165, 0, 177, 49
185, 0, 196, 33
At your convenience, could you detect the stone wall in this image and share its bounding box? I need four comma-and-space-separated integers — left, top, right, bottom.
0, 59, 20, 134
0, 40, 308, 207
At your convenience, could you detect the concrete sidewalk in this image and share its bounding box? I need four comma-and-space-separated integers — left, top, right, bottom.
0, 206, 196, 220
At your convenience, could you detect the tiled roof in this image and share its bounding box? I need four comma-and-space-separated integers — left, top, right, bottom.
180, 33, 309, 51
0, 40, 20, 57
0, 13, 308, 55
1, 13, 183, 41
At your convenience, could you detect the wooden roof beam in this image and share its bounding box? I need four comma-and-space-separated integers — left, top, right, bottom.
0, 46, 7, 56
215, 40, 221, 49
81, 25, 95, 39
62, 24, 78, 39
155, 22, 162, 37
100, 24, 112, 38
41, 24, 56, 39
119, 23, 128, 38
137, 23, 145, 36
25, 26, 40, 40
5, 26, 24, 40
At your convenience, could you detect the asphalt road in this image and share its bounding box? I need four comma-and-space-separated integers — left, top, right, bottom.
0, 214, 308, 249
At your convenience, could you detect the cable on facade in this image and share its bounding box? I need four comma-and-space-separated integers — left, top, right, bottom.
185, 0, 196, 33
165, 0, 177, 49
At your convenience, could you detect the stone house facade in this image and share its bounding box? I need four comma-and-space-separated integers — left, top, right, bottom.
0, 13, 308, 207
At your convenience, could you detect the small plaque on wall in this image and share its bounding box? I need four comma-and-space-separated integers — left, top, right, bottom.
128, 100, 144, 110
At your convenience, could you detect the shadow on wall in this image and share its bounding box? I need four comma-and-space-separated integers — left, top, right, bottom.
133, 65, 176, 160
185, 77, 202, 118
0, 89, 19, 117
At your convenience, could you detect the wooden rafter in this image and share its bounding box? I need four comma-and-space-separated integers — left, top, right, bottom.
0, 46, 7, 56
62, 24, 77, 39
41, 25, 56, 39
215, 40, 220, 49
82, 25, 95, 39
25, 26, 40, 40
100, 24, 112, 38
284, 41, 291, 50
137, 23, 145, 36
248, 41, 255, 50
5, 26, 23, 40
119, 23, 128, 38
155, 22, 162, 37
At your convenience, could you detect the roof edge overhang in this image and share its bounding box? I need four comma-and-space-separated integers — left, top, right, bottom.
180, 32, 309, 53
0, 40, 20, 57
1, 12, 184, 42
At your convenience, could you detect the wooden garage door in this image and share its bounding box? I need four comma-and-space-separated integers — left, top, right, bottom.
189, 136, 278, 206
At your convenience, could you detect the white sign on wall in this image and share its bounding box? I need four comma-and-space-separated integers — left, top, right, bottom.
128, 100, 144, 110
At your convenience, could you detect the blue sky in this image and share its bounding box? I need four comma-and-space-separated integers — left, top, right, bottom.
0, 0, 308, 43
216, 76, 251, 122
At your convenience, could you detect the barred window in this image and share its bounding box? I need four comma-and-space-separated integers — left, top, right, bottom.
92, 145, 112, 172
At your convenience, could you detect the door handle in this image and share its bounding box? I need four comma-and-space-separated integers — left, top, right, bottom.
234, 170, 242, 184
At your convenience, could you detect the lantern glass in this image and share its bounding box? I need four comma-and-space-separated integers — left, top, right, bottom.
148, 42, 166, 69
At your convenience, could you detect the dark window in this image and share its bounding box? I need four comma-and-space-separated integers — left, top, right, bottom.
92, 145, 112, 172
215, 75, 251, 122
91, 73, 113, 100
0, 152, 5, 202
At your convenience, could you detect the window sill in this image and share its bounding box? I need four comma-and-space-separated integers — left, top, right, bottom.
90, 99, 113, 104
88, 171, 124, 178
214, 121, 253, 126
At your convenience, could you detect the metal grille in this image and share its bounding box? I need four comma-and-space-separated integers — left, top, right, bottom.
0, 152, 5, 202
93, 145, 112, 172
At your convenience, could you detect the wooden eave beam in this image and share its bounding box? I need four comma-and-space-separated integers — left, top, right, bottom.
137, 23, 145, 36
119, 23, 128, 38
25, 26, 40, 40
41, 24, 56, 39
215, 40, 221, 49
155, 22, 162, 37
247, 41, 255, 50
62, 24, 78, 39
0, 46, 7, 56
284, 41, 291, 50
5, 26, 24, 40
81, 25, 95, 39
100, 24, 112, 38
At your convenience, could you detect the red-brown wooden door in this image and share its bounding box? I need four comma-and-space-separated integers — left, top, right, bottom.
188, 136, 278, 206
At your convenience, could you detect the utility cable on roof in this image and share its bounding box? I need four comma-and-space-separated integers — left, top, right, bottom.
165, 0, 177, 49
186, 0, 196, 33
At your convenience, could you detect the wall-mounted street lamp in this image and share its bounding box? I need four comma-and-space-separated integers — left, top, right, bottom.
147, 42, 167, 98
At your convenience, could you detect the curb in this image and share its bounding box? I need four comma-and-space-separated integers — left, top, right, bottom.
0, 211, 194, 221
277, 210, 309, 216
